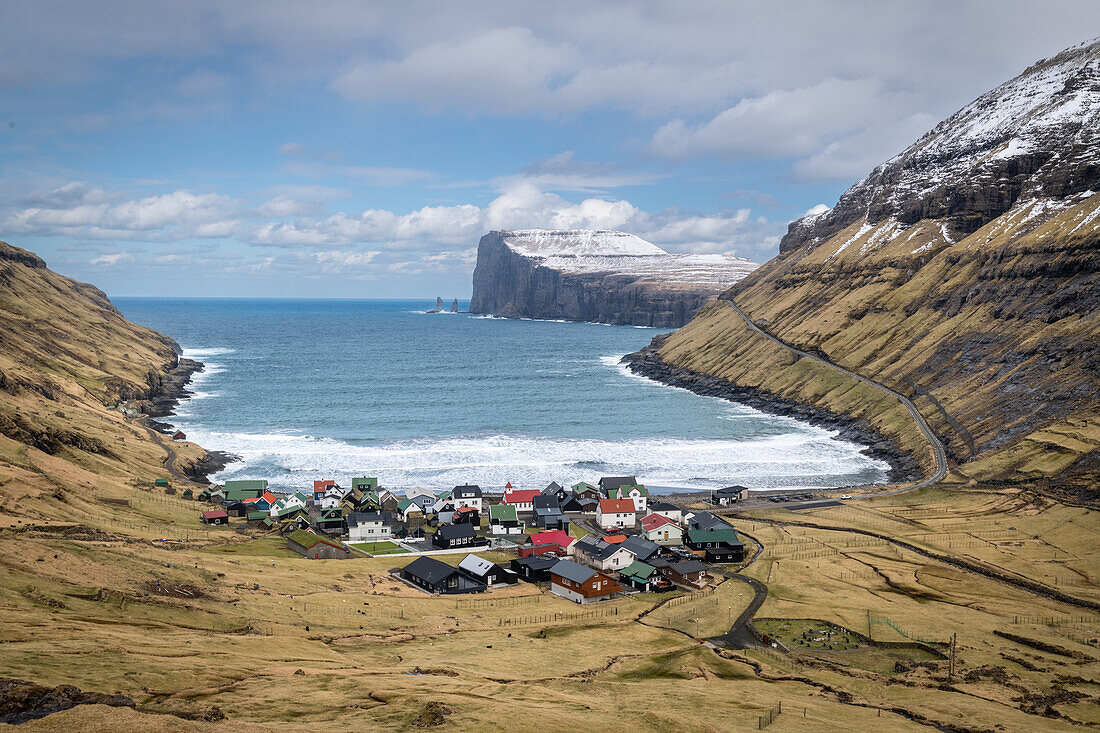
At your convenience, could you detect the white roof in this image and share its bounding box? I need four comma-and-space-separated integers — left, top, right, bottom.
458, 554, 494, 577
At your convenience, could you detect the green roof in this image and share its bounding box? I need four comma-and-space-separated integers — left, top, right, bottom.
277, 506, 308, 519
614, 484, 649, 499
154, 478, 169, 487
225, 479, 268, 491
351, 477, 379, 490
621, 561, 656, 581
287, 529, 343, 550
397, 498, 415, 512
571, 482, 597, 492
246, 511, 268, 521
687, 528, 741, 545
489, 503, 518, 522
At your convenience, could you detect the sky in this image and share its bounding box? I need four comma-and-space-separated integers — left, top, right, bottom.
2, 1, 1098, 298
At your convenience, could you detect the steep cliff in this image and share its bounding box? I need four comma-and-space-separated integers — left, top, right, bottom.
0, 240, 212, 494
631, 39, 1100, 492
470, 229, 757, 327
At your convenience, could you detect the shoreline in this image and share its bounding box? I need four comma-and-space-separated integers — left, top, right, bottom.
620, 335, 921, 486
142, 354, 239, 483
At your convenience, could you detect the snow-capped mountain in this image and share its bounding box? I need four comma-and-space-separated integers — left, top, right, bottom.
781, 37, 1100, 254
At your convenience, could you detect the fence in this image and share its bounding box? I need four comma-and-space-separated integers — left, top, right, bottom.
1012, 615, 1100, 627
868, 615, 943, 645
757, 702, 781, 730
661, 586, 716, 609
498, 606, 620, 627
456, 594, 543, 609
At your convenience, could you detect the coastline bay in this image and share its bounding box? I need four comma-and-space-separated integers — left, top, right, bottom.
114, 297, 889, 492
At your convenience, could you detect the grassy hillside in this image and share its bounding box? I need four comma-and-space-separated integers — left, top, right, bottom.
656, 194, 1100, 489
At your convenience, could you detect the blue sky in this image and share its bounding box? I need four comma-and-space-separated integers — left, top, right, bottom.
2, 1, 1097, 297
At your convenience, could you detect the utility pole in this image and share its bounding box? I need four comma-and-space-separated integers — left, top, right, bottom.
949, 633, 957, 679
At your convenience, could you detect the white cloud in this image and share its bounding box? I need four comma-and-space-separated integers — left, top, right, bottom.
89, 251, 133, 266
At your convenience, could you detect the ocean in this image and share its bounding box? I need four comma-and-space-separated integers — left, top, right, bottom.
114, 298, 889, 493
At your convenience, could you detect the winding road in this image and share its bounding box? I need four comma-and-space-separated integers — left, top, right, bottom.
723, 298, 949, 494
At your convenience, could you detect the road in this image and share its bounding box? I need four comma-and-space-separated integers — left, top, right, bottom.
723, 298, 948, 495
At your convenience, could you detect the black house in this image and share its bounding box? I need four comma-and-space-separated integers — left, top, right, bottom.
510, 554, 559, 582
401, 556, 486, 594
432, 522, 488, 550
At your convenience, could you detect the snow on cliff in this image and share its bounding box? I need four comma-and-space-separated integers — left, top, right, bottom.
779, 37, 1100, 254
497, 229, 758, 285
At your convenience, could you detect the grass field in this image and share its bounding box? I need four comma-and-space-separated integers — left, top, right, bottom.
346, 540, 402, 556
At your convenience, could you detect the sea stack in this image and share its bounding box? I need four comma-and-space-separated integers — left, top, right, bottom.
469, 229, 757, 327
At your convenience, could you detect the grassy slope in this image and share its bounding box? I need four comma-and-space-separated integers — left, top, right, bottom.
657, 195, 1100, 484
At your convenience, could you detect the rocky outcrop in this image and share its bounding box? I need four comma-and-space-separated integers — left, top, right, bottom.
470, 229, 757, 327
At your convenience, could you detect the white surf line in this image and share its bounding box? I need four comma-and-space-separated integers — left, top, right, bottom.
722, 298, 948, 496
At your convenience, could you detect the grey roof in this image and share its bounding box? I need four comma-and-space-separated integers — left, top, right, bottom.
670, 559, 708, 575
347, 511, 394, 526
688, 511, 733, 531
513, 554, 560, 570
532, 495, 560, 510
542, 481, 564, 495
550, 558, 598, 584
650, 501, 681, 512
403, 556, 460, 584
598, 476, 637, 492
453, 484, 482, 498
620, 536, 660, 560
574, 536, 625, 562
714, 486, 747, 496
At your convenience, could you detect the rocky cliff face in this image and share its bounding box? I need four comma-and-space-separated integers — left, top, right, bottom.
634, 39, 1100, 491
470, 229, 757, 327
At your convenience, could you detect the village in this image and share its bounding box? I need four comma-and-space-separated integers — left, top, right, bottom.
191, 476, 751, 604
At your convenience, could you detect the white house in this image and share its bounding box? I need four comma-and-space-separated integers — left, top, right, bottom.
502, 487, 539, 514
571, 536, 634, 572
641, 513, 684, 545
453, 485, 483, 512
347, 512, 394, 543
597, 498, 637, 530
608, 484, 649, 513
270, 492, 308, 517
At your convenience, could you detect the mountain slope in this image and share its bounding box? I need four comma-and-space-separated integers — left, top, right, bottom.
632, 39, 1100, 494
470, 229, 758, 327
0, 240, 208, 517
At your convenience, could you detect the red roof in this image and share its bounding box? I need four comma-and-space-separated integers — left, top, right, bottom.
505, 481, 513, 489
455, 506, 478, 514
527, 529, 573, 549
603, 534, 626, 544
503, 489, 540, 504
599, 498, 636, 514
642, 513, 678, 531
201, 510, 228, 519
313, 480, 336, 491
261, 491, 279, 504
241, 497, 259, 504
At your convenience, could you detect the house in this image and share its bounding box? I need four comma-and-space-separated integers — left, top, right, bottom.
396, 498, 423, 523
458, 554, 516, 587
686, 511, 731, 532
607, 484, 649, 513
287, 529, 350, 559
532, 495, 567, 529
269, 491, 309, 517
649, 501, 685, 525
571, 482, 601, 501
405, 489, 437, 511
488, 503, 523, 534
619, 560, 660, 591
401, 556, 486, 595
571, 535, 634, 572
431, 489, 455, 515
510, 554, 560, 582
225, 500, 250, 518
181, 488, 193, 500
243, 491, 278, 512
171, 430, 186, 441
549, 559, 622, 604
312, 479, 337, 500
378, 490, 401, 513
347, 512, 395, 542
224, 486, 264, 502
502, 487, 540, 513
351, 477, 379, 493
154, 478, 170, 488
278, 510, 311, 530
598, 476, 637, 495
662, 559, 709, 588
541, 481, 566, 501
641, 513, 684, 546
200, 509, 228, 526
224, 479, 268, 494
620, 536, 660, 562
558, 494, 585, 513
452, 506, 481, 525
711, 485, 749, 505
315, 508, 346, 535
246, 510, 269, 524
432, 522, 487, 550
575, 497, 600, 514
453, 485, 483, 512
685, 527, 746, 563
597, 498, 637, 530
522, 529, 573, 555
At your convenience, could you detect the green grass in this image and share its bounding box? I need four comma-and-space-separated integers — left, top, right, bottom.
200, 538, 298, 557
347, 540, 402, 555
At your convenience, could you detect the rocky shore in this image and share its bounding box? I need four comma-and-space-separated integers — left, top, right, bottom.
622, 335, 921, 485
141, 356, 239, 483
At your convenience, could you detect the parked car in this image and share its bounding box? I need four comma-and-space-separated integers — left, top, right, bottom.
840, 494, 852, 500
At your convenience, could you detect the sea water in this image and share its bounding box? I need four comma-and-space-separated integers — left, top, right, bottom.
114, 298, 888, 493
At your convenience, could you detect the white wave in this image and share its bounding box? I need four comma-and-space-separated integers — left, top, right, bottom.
178, 427, 888, 493
183, 347, 236, 358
